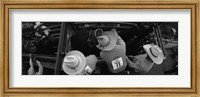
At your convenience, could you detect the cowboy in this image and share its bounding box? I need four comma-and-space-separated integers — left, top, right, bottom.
127, 44, 164, 73
22, 22, 52, 54
33, 22, 57, 54
79, 55, 98, 75
28, 54, 43, 75
96, 28, 127, 74
62, 50, 98, 75
34, 22, 51, 38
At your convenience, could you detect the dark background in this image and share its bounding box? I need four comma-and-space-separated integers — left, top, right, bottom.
22, 22, 178, 75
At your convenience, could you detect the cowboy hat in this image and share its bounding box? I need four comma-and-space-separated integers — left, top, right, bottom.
127, 54, 154, 72
62, 50, 86, 75
79, 55, 98, 75
100, 43, 127, 73
34, 22, 43, 29
143, 44, 164, 64
96, 30, 118, 51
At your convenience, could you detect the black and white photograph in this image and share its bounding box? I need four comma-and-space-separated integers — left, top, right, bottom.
2, 0, 199, 96
22, 22, 178, 75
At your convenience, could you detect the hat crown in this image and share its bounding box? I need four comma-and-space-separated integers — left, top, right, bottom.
143, 44, 164, 64
150, 45, 162, 58
97, 35, 110, 46
64, 56, 79, 68
95, 28, 103, 37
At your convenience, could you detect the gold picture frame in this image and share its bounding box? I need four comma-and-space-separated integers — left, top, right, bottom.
0, 0, 199, 97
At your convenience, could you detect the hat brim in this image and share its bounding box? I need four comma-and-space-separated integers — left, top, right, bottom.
143, 44, 164, 64
62, 51, 86, 75
96, 31, 118, 51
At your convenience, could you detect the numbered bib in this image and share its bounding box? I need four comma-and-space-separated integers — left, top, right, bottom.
83, 65, 93, 75
112, 57, 123, 70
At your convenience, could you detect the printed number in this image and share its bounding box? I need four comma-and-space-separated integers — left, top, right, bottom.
84, 66, 93, 75
112, 57, 123, 70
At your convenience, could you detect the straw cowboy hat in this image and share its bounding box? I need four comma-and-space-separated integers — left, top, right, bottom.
62, 50, 86, 75
96, 29, 118, 51
34, 22, 43, 29
143, 44, 164, 64
79, 55, 98, 75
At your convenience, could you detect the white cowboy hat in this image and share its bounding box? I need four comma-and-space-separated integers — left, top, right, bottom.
96, 30, 118, 51
143, 44, 164, 65
34, 22, 43, 29
62, 50, 86, 75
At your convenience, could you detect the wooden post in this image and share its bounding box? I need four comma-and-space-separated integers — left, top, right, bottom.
153, 23, 166, 56
54, 22, 72, 75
